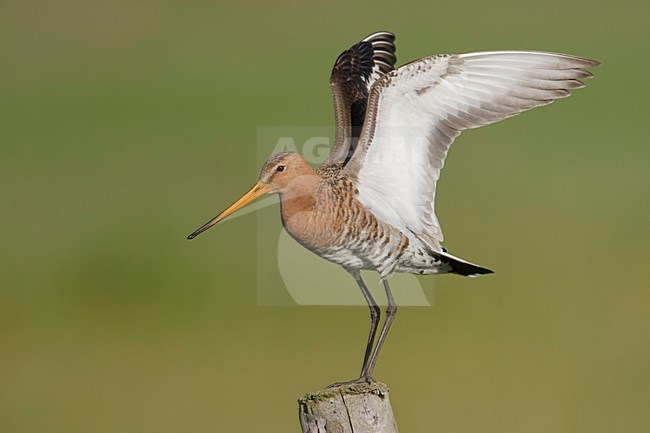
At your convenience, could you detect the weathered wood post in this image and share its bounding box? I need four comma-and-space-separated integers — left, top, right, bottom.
298, 382, 399, 433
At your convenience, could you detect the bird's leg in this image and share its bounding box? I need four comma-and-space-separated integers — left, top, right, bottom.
349, 269, 381, 378
327, 269, 380, 389
364, 278, 397, 379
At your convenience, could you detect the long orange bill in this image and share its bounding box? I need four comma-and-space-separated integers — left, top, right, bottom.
187, 181, 268, 239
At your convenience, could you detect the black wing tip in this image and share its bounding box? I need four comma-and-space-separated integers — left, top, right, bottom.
332, 32, 397, 84
363, 31, 397, 61
363, 31, 396, 43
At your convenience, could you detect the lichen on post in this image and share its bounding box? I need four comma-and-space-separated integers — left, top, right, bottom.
298, 382, 399, 433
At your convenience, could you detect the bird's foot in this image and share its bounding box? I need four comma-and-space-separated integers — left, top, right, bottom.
326, 375, 375, 389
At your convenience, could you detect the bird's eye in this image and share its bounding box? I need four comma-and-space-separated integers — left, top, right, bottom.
276, 165, 285, 172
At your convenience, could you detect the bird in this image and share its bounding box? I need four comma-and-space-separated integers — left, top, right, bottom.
188, 31, 598, 384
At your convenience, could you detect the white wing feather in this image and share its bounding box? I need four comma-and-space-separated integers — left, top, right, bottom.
345, 51, 598, 250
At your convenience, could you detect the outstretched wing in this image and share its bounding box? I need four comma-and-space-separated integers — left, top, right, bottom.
322, 31, 397, 166
345, 51, 599, 250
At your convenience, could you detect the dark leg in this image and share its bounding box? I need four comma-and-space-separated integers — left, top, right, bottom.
348, 269, 381, 378
327, 269, 380, 388
364, 278, 397, 379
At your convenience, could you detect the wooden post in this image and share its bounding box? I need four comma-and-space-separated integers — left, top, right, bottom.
298, 382, 399, 433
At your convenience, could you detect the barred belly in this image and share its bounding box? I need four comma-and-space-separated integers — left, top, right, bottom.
282, 166, 452, 277
311, 214, 413, 277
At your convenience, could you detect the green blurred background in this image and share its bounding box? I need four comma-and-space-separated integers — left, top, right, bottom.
1, 0, 649, 431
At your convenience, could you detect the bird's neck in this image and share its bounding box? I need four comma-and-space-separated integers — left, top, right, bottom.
278, 174, 319, 225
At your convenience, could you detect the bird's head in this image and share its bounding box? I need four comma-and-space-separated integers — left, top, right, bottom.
258, 151, 314, 192
187, 151, 314, 239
